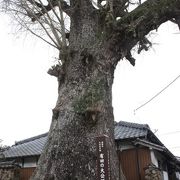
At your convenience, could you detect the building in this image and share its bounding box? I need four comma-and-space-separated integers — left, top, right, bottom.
115, 121, 180, 180
0, 133, 47, 180
0, 121, 180, 180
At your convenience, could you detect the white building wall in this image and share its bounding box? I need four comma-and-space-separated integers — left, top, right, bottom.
163, 171, 169, 180
151, 150, 170, 180
150, 150, 158, 167
23, 157, 37, 168
176, 172, 180, 180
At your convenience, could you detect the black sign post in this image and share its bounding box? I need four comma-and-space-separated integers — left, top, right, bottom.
96, 135, 111, 180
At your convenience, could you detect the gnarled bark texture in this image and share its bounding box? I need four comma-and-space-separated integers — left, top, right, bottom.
29, 0, 180, 179
32, 8, 121, 179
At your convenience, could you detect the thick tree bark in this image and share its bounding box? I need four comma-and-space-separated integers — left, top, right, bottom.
32, 5, 121, 180
33, 63, 118, 180
29, 0, 180, 179
32, 47, 120, 180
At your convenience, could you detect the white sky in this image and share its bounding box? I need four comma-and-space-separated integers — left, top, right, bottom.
0, 14, 180, 156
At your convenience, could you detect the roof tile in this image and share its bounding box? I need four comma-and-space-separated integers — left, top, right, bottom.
114, 121, 149, 140
3, 121, 149, 158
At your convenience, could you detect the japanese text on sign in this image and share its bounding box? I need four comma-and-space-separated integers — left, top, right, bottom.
96, 135, 111, 180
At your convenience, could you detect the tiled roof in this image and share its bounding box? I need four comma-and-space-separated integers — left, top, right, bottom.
2, 121, 150, 158
114, 121, 149, 140
3, 133, 48, 158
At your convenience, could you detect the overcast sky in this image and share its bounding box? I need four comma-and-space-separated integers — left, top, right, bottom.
0, 14, 180, 156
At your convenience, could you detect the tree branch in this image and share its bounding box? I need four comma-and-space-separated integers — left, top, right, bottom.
114, 0, 180, 52
113, 0, 129, 17
28, 0, 71, 20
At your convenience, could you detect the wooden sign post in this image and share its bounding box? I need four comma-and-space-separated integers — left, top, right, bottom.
96, 135, 111, 180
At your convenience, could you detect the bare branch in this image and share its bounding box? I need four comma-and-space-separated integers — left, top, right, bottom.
25, 6, 61, 48
18, 18, 58, 49
57, 0, 67, 48
28, 0, 71, 20
36, 0, 62, 48
1, 0, 70, 52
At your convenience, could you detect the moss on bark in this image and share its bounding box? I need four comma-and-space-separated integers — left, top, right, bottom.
73, 79, 105, 114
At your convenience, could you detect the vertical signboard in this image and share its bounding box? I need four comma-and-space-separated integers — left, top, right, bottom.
96, 135, 111, 180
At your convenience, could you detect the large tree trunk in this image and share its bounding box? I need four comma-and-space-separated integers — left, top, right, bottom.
29, 0, 180, 179
32, 7, 122, 180
32, 49, 120, 180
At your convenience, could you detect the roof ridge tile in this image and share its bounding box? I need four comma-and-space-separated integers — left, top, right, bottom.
15, 132, 48, 146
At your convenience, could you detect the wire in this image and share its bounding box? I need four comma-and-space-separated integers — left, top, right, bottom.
134, 73, 180, 113
169, 146, 180, 149
158, 130, 180, 136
